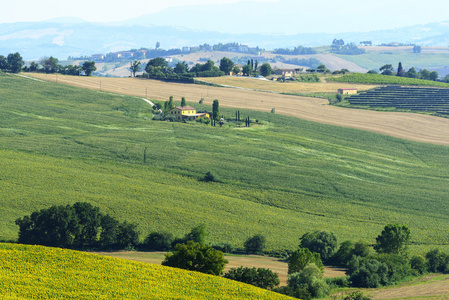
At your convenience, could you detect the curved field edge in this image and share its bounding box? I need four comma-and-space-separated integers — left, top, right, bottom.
0, 243, 294, 300
2, 74, 449, 254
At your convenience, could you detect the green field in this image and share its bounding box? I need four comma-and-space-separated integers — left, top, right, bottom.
1, 73, 449, 254
337, 52, 449, 72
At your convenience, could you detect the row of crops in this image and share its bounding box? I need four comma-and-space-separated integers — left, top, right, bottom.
345, 85, 449, 115
328, 73, 449, 88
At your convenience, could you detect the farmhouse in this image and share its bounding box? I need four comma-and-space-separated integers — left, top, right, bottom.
338, 88, 358, 95
169, 106, 210, 121
275, 69, 297, 76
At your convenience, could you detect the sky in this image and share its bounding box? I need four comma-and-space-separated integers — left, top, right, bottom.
4, 0, 449, 34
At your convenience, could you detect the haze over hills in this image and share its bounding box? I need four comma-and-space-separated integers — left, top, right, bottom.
1, 14, 449, 61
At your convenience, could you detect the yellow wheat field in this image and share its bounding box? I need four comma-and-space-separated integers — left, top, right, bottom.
0, 243, 294, 300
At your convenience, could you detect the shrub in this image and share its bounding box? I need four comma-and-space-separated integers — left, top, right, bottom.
143, 231, 174, 251
324, 276, 351, 288
349, 259, 389, 288
224, 266, 280, 290
162, 241, 228, 275
201, 171, 217, 182
288, 263, 330, 298
288, 247, 324, 274
300, 230, 338, 263
410, 255, 426, 275
425, 249, 449, 273
184, 223, 208, 244
211, 242, 234, 253
244, 234, 266, 254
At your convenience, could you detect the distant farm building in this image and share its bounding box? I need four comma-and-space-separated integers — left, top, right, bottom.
275, 69, 297, 76
91, 54, 105, 61
338, 88, 358, 95
170, 106, 210, 121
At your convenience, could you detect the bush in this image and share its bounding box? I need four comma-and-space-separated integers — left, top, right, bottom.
288, 247, 324, 274
324, 276, 351, 288
143, 231, 174, 251
244, 234, 266, 254
410, 255, 426, 275
201, 171, 217, 182
211, 242, 234, 253
288, 264, 330, 298
425, 249, 449, 273
349, 258, 389, 288
162, 241, 228, 275
224, 266, 280, 290
300, 230, 338, 263
183, 223, 208, 244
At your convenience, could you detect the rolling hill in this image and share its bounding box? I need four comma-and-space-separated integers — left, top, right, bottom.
1, 73, 449, 255
0, 243, 293, 299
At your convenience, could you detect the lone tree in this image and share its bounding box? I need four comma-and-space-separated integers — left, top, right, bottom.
397, 62, 405, 77
129, 60, 141, 77
244, 234, 266, 254
288, 247, 324, 274
374, 223, 411, 256
219, 57, 235, 75
7, 52, 24, 73
212, 99, 219, 121
82, 61, 96, 76
181, 97, 186, 107
300, 230, 338, 263
40, 56, 59, 74
260, 63, 272, 77
162, 241, 228, 275
379, 64, 393, 75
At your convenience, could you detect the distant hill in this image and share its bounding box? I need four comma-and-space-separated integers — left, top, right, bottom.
1, 19, 449, 61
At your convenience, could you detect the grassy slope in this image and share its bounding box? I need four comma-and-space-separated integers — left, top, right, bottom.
1, 74, 449, 253
0, 243, 293, 300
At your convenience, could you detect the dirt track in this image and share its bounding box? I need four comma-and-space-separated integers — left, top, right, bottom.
30, 74, 449, 146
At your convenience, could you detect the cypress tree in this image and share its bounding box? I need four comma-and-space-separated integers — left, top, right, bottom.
397, 62, 404, 77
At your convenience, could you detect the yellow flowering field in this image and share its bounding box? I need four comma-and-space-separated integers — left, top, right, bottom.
0, 243, 294, 300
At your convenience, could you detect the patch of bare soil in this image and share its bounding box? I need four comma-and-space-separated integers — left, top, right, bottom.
368, 275, 449, 300
29, 74, 449, 146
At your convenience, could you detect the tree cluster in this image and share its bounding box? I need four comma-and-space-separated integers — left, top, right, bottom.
15, 202, 138, 249
378, 62, 439, 81
273, 46, 317, 55
331, 39, 366, 55
20, 55, 97, 76
144, 57, 224, 80
0, 52, 24, 73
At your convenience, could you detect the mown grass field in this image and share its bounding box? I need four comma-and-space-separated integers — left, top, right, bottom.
0, 243, 293, 299
1, 73, 449, 255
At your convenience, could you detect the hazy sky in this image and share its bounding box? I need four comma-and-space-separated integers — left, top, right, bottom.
4, 0, 449, 33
